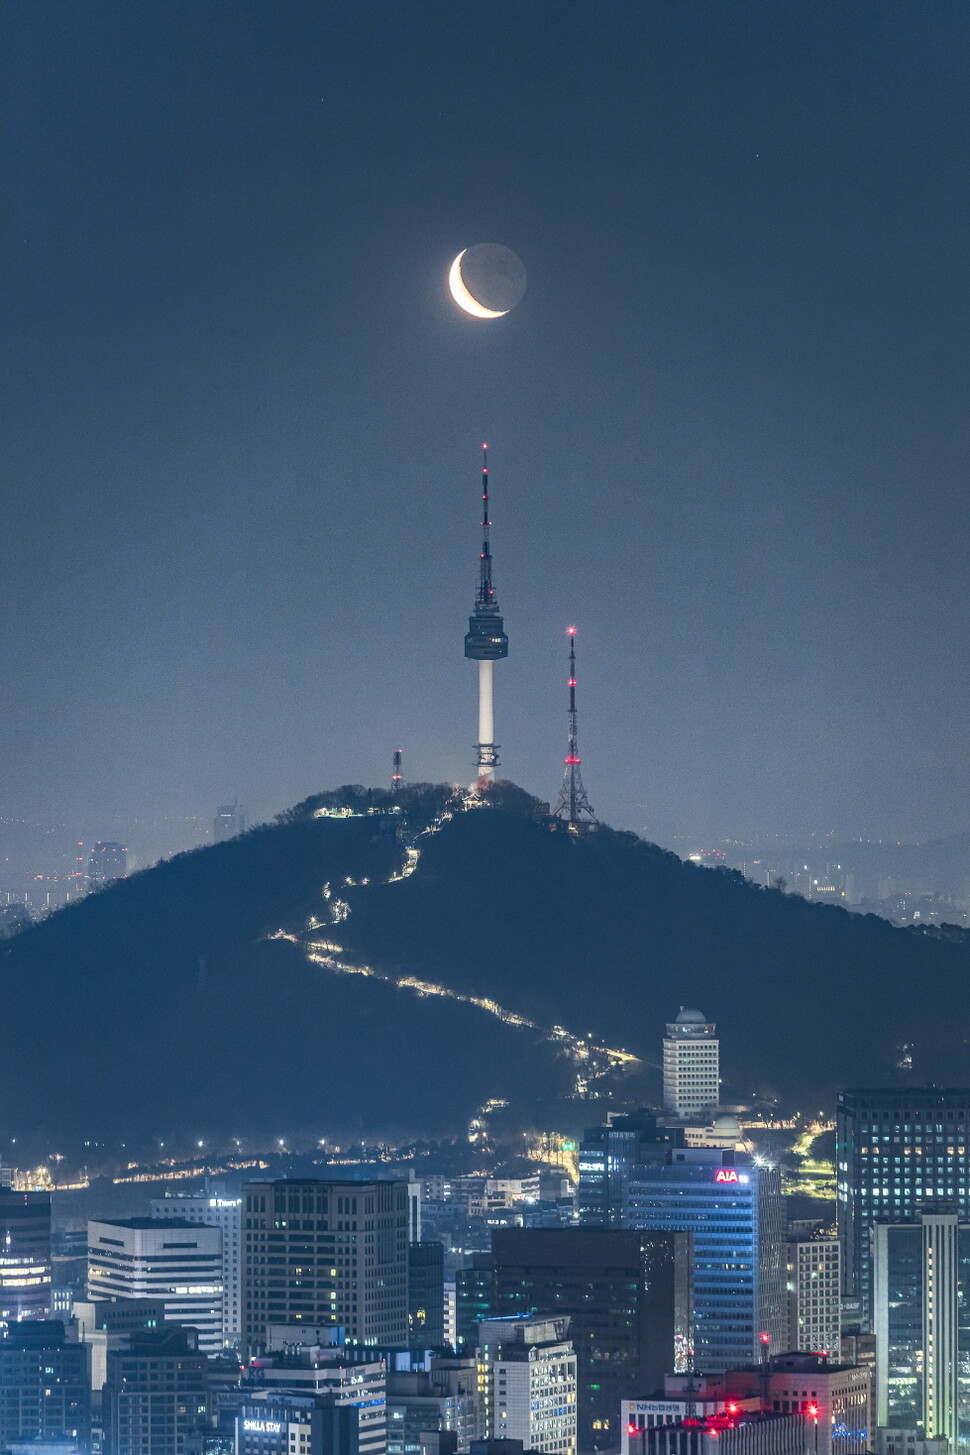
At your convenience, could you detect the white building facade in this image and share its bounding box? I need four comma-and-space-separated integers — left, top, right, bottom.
478, 1316, 577, 1455
87, 1217, 223, 1354
787, 1236, 841, 1355
151, 1192, 242, 1347
662, 1008, 719, 1119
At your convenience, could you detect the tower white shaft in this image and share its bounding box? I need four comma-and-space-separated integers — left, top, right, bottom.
478, 660, 495, 782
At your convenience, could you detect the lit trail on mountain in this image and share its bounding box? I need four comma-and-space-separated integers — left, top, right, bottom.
269, 930, 641, 1094
275, 808, 645, 1094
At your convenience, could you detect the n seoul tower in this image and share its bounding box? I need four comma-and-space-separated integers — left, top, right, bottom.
464, 445, 508, 786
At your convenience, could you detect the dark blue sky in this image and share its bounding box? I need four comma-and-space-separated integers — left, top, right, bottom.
3, 0, 970, 854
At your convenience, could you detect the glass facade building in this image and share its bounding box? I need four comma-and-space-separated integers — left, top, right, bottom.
0, 1190, 51, 1326
873, 1212, 970, 1445
623, 1150, 786, 1372
837, 1089, 970, 1326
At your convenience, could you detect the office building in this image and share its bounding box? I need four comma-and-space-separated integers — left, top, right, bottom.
662, 1009, 719, 1120
490, 1228, 691, 1453
88, 842, 128, 887
408, 1245, 445, 1348
151, 1193, 242, 1347
73, 1298, 167, 1393
386, 1358, 481, 1455
242, 1181, 409, 1357
624, 1359, 870, 1455
577, 1113, 674, 1228
455, 1258, 493, 1352
477, 1317, 576, 1455
0, 1320, 90, 1453
723, 1355, 872, 1455
246, 1346, 386, 1455
787, 1236, 841, 1355
631, 1411, 805, 1455
873, 1210, 970, 1446
236, 1396, 361, 1455
0, 1189, 52, 1325
87, 1219, 224, 1354
623, 1148, 786, 1371
102, 1325, 209, 1455
836, 1087, 970, 1325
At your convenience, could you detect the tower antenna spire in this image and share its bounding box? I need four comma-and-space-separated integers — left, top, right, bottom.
463, 444, 509, 787
553, 627, 596, 827
391, 749, 403, 794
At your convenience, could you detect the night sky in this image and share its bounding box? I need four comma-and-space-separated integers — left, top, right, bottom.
4, 1, 970, 859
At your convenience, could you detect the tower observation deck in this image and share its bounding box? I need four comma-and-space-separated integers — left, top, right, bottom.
464, 445, 508, 781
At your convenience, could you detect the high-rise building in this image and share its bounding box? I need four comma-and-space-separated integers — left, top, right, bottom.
455, 1256, 493, 1352
0, 1189, 52, 1326
477, 1316, 576, 1455
631, 1410, 806, 1455
836, 1088, 970, 1325
873, 1210, 970, 1446
407, 1243, 445, 1347
720, 1354, 873, 1455
623, 1358, 872, 1455
245, 1345, 386, 1455
386, 1358, 481, 1455
490, 1228, 691, 1453
787, 1235, 841, 1355
88, 841, 128, 888
87, 1218, 224, 1354
151, 1193, 242, 1347
577, 1113, 673, 1228
235, 1395, 362, 1455
102, 1324, 210, 1455
241, 1181, 409, 1357
74, 1298, 168, 1393
662, 1010, 719, 1121
0, 1320, 90, 1453
623, 1148, 786, 1372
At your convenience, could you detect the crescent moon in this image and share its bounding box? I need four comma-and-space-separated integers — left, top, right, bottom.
448, 250, 508, 319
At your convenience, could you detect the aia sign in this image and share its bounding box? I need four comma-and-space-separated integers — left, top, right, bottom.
714, 1168, 740, 1183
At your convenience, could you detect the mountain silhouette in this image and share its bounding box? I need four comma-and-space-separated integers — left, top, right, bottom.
3, 782, 966, 1160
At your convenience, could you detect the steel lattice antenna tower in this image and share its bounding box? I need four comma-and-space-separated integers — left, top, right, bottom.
391, 749, 403, 794
463, 445, 508, 785
554, 627, 595, 826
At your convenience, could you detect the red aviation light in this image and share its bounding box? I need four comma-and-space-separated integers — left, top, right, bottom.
628, 1426, 638, 1436
569, 678, 577, 687
726, 1404, 740, 1415
760, 1332, 771, 1345
564, 756, 582, 765
567, 626, 577, 635
806, 1405, 819, 1420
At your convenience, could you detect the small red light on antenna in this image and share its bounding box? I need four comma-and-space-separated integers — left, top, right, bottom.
569, 679, 576, 687
482, 443, 488, 449
567, 626, 577, 635
760, 1332, 770, 1345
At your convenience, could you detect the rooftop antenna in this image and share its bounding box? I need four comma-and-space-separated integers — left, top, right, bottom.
391, 749, 403, 794
553, 627, 596, 827
463, 444, 508, 787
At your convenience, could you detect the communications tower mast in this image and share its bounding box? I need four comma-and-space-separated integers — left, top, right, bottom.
553, 627, 595, 826
463, 445, 508, 786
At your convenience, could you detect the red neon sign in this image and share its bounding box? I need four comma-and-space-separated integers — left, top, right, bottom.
714, 1168, 740, 1183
